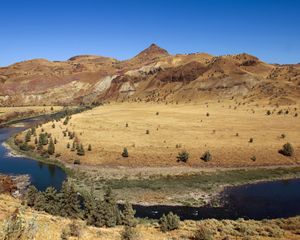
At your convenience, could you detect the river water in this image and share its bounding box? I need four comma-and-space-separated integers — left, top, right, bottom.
0, 116, 299, 220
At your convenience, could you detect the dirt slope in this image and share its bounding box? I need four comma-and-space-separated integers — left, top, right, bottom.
1, 44, 299, 106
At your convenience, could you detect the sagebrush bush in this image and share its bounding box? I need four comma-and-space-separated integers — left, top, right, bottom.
279, 142, 294, 156
159, 212, 180, 232
193, 225, 213, 240
176, 150, 189, 162
201, 151, 212, 162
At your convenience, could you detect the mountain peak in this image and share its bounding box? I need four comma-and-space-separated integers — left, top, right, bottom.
133, 43, 169, 61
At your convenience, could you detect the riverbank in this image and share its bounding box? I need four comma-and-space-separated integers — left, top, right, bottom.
0, 193, 300, 240
6, 134, 300, 207
3, 104, 300, 207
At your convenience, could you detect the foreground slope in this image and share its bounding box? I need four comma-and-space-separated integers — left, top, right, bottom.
0, 194, 300, 240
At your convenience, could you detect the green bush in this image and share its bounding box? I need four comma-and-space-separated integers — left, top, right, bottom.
122, 148, 129, 157
200, 151, 212, 162
279, 142, 294, 156
176, 150, 189, 162
121, 226, 137, 240
73, 159, 81, 165
193, 225, 213, 240
159, 212, 180, 232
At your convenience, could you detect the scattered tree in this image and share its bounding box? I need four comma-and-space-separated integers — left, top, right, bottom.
159, 212, 180, 232
122, 148, 129, 157
176, 150, 189, 162
200, 151, 212, 162
279, 142, 294, 156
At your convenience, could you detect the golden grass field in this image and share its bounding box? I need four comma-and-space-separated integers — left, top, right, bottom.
27, 101, 299, 168
0, 194, 300, 240
0, 106, 63, 124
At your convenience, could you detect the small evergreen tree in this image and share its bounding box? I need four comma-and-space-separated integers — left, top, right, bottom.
176, 150, 189, 162
200, 151, 212, 162
77, 144, 85, 156
122, 148, 129, 157
122, 202, 137, 227
279, 142, 294, 156
26, 185, 38, 207
59, 181, 82, 218
25, 131, 31, 142
67, 142, 70, 148
43, 187, 59, 215
88, 144, 92, 151
159, 212, 180, 232
48, 138, 55, 155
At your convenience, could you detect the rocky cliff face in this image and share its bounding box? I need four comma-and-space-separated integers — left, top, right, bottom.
0, 44, 299, 106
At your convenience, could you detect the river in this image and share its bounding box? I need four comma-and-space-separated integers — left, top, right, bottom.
0, 116, 299, 220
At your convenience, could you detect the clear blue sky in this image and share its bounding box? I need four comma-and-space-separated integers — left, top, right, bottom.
0, 0, 299, 66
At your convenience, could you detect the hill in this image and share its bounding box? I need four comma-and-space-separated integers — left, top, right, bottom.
0, 44, 299, 106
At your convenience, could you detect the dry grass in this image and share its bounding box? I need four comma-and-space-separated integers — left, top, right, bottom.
0, 106, 62, 124
26, 101, 299, 168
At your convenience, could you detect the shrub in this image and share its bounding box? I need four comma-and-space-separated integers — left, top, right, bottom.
146, 130, 149, 134
121, 226, 137, 240
122, 148, 129, 157
279, 142, 294, 156
68, 221, 81, 238
266, 110, 271, 115
19, 142, 30, 151
200, 151, 212, 162
159, 212, 180, 232
60, 229, 68, 240
206, 113, 210, 117
52, 123, 55, 128
176, 150, 189, 162
88, 144, 92, 151
67, 142, 70, 148
249, 138, 253, 143
281, 133, 286, 139
73, 159, 81, 165
77, 144, 85, 156
193, 225, 213, 240
250, 155, 256, 161
47, 138, 55, 155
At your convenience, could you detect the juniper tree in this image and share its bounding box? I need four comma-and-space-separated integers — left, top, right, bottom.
279, 142, 294, 156
67, 142, 70, 148
176, 150, 189, 162
54, 138, 57, 144
26, 185, 38, 207
48, 138, 55, 155
31, 127, 36, 136
39, 133, 48, 145
59, 181, 82, 218
122, 148, 129, 157
34, 137, 38, 145
122, 202, 137, 227
43, 187, 60, 215
88, 144, 92, 151
25, 131, 31, 142
159, 212, 180, 232
77, 144, 85, 156
103, 187, 119, 227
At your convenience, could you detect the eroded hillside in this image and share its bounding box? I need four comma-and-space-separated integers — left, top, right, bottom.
1, 44, 299, 106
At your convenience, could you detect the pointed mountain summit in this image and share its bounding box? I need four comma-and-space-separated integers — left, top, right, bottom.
133, 43, 169, 61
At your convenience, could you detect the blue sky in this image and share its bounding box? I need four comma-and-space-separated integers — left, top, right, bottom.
0, 0, 299, 66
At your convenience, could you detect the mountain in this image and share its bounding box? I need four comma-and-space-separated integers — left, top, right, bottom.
0, 44, 299, 106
